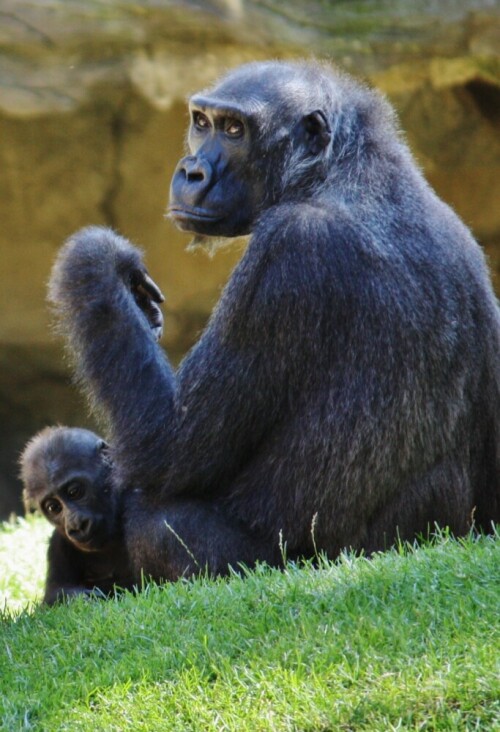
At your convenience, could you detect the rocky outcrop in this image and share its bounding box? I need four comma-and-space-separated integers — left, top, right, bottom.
0, 0, 499, 515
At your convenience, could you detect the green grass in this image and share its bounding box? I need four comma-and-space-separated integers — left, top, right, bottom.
1, 518, 499, 731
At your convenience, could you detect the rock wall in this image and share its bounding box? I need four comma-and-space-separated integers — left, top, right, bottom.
0, 0, 499, 515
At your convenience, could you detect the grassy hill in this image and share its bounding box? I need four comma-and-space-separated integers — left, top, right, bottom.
1, 518, 499, 731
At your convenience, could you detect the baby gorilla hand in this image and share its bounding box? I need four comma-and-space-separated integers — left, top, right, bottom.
129, 269, 165, 342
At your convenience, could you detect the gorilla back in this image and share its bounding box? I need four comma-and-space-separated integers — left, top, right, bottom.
50, 61, 500, 578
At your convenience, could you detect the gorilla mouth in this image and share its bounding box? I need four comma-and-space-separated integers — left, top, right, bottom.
70, 526, 109, 552
71, 536, 102, 552
168, 206, 223, 228
71, 539, 100, 552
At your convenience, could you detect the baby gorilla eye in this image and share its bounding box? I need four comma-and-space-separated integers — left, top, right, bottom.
65, 482, 84, 500
193, 111, 210, 131
43, 498, 62, 516
224, 118, 244, 138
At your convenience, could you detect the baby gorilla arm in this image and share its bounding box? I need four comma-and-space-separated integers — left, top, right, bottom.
44, 531, 93, 604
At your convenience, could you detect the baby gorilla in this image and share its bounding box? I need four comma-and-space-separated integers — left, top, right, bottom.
20, 426, 134, 604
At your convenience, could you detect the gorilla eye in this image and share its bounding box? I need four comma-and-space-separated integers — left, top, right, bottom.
193, 112, 210, 131
43, 498, 62, 516
225, 119, 244, 138
65, 482, 84, 500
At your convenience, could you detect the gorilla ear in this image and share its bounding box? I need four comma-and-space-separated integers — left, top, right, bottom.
301, 110, 331, 155
97, 439, 113, 465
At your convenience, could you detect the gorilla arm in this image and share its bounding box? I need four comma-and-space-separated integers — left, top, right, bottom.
48, 227, 176, 488
43, 531, 91, 604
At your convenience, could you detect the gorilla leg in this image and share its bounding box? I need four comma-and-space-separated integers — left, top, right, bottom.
361, 457, 474, 552
124, 492, 280, 582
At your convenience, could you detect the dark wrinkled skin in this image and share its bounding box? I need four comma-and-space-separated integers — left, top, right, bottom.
48, 61, 500, 584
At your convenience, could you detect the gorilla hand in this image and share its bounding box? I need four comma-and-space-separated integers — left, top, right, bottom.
49, 226, 165, 343
129, 269, 165, 342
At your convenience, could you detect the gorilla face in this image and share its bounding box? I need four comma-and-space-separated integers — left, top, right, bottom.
168, 63, 333, 239
168, 102, 261, 238
21, 427, 118, 553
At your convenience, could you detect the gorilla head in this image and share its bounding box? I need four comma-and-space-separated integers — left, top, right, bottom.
20, 426, 135, 603
21, 427, 116, 552
168, 61, 383, 237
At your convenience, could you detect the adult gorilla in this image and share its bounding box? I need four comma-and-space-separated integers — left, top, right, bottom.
49, 61, 500, 581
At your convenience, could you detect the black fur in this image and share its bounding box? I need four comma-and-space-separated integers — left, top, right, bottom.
48, 61, 500, 581
20, 427, 134, 603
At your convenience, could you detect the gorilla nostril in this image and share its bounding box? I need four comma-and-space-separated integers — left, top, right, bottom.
179, 156, 209, 186
186, 171, 205, 183
80, 518, 90, 535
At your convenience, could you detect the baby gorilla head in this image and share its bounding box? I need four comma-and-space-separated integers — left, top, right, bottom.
20, 426, 118, 552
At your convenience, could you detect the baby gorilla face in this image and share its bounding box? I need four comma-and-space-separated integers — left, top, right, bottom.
21, 427, 119, 552
40, 474, 115, 552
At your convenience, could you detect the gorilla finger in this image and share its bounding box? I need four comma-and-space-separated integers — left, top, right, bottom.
152, 323, 163, 342
140, 273, 165, 304
147, 301, 164, 331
